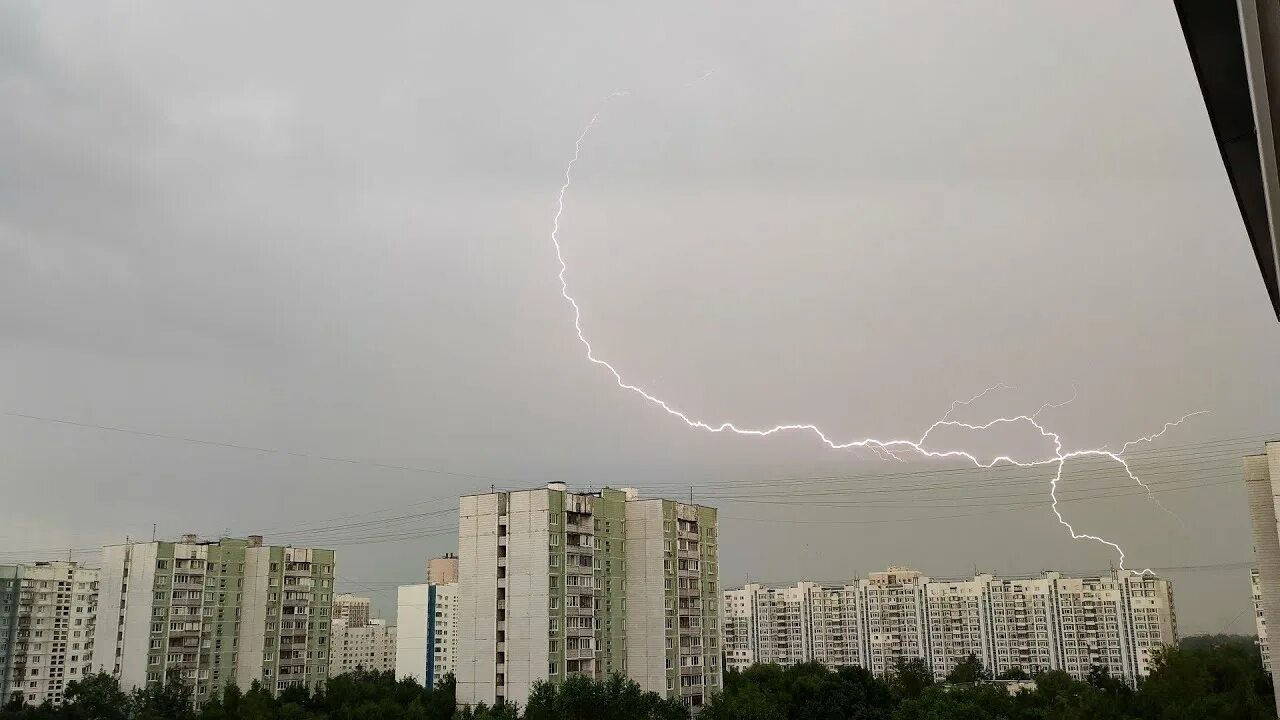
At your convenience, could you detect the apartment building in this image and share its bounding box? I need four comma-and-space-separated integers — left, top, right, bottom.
1254, 568, 1271, 672
329, 618, 396, 676
456, 484, 720, 710
427, 554, 459, 585
1246, 441, 1280, 717
332, 594, 371, 628
395, 582, 458, 688
90, 535, 336, 702
977, 575, 1057, 678
858, 568, 929, 677
923, 576, 986, 679
0, 562, 99, 706
723, 568, 1176, 684
722, 582, 860, 672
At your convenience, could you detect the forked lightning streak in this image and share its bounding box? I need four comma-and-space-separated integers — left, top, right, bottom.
548, 94, 1204, 574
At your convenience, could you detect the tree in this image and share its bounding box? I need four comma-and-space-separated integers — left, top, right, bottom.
892, 684, 1014, 720
131, 672, 195, 720
994, 667, 1029, 681
888, 658, 934, 701
943, 655, 989, 685
699, 682, 784, 720
1137, 643, 1276, 719
62, 672, 130, 720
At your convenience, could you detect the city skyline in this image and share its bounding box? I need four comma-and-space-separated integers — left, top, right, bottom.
3, 0, 1279, 652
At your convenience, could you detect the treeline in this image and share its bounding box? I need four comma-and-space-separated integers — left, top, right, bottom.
703, 640, 1274, 720
0, 636, 1272, 720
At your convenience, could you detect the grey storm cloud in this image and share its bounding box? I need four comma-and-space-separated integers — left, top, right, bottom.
1, 1, 1278, 629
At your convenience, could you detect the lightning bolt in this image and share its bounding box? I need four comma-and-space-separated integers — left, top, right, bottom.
549, 93, 1205, 574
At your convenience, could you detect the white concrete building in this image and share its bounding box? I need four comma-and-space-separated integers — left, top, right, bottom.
329, 618, 396, 676
723, 568, 1177, 684
395, 583, 458, 687
90, 535, 335, 701
924, 576, 986, 680
333, 594, 371, 628
1245, 440, 1280, 717
722, 582, 860, 673
860, 568, 929, 677
0, 562, 99, 706
1254, 568, 1271, 672
457, 484, 720, 711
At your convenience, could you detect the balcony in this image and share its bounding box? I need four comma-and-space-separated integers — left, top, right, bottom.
565, 646, 594, 661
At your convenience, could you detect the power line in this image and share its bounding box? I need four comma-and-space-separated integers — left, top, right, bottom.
4, 410, 511, 483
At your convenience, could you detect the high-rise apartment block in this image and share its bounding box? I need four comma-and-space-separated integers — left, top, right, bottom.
427, 554, 459, 585
456, 484, 720, 710
722, 582, 860, 671
724, 567, 1177, 684
332, 594, 371, 628
396, 582, 459, 688
0, 562, 99, 706
329, 618, 396, 676
90, 535, 336, 701
1245, 440, 1280, 716
1254, 568, 1271, 672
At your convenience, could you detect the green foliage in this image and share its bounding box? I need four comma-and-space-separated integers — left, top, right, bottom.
889, 658, 935, 702
1, 644, 1274, 720
1179, 633, 1265, 668
942, 655, 989, 685
892, 684, 1014, 720
1136, 642, 1275, 720
702, 662, 893, 720
523, 674, 686, 720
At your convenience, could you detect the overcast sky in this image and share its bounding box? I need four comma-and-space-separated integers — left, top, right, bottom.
3, 1, 1279, 633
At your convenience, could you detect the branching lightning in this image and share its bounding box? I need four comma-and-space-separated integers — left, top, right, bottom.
548, 94, 1205, 574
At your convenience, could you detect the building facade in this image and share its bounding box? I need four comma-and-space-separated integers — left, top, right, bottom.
427, 555, 459, 585
723, 567, 1177, 684
90, 535, 336, 702
723, 582, 860, 672
1254, 568, 1271, 672
456, 484, 720, 710
0, 562, 99, 706
329, 618, 396, 676
395, 582, 458, 688
332, 594, 371, 628
1245, 441, 1280, 717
